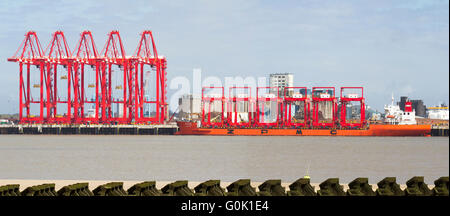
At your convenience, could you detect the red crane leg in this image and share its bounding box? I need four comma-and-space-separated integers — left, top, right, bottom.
46, 62, 51, 121
123, 63, 127, 123
140, 63, 144, 120
95, 62, 100, 121
156, 63, 160, 122
127, 64, 133, 122
26, 63, 30, 119
80, 64, 85, 119
67, 62, 72, 123
162, 63, 167, 122
39, 62, 44, 122
134, 62, 139, 122
73, 63, 79, 123
101, 63, 107, 122
53, 64, 57, 120
19, 63, 23, 122
107, 63, 112, 121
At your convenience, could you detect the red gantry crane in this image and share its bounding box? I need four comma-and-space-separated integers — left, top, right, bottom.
44, 31, 73, 124
8, 30, 168, 125
256, 87, 280, 128
339, 87, 366, 129
73, 31, 101, 123
131, 30, 167, 124
311, 87, 338, 128
227, 87, 253, 128
100, 31, 128, 124
282, 87, 310, 128
8, 31, 45, 124
201, 87, 225, 127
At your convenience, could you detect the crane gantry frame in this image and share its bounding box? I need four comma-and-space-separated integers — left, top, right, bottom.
8, 30, 167, 125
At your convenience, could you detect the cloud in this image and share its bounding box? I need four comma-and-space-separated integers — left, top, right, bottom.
0, 0, 448, 113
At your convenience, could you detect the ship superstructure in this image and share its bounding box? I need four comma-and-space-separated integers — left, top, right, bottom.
384, 94, 417, 125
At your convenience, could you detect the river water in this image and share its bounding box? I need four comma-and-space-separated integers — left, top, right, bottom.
0, 135, 448, 184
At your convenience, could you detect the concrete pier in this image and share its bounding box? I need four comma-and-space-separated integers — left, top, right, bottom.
1, 124, 448, 136
0, 124, 178, 135
431, 125, 449, 136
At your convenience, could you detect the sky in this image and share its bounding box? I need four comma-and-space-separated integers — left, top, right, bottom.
0, 0, 448, 113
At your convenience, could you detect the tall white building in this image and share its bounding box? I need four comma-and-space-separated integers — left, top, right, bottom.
115, 103, 124, 117
269, 73, 294, 96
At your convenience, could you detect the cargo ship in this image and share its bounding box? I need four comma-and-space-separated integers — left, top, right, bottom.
176, 122, 431, 136
176, 87, 432, 136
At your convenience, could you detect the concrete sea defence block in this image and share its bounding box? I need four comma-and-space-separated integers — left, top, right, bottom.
317, 178, 346, 196
226, 179, 258, 196
161, 180, 194, 196
93, 182, 127, 196
258, 179, 286, 196
57, 183, 94, 196
127, 181, 162, 196
347, 177, 375, 196
194, 180, 226, 196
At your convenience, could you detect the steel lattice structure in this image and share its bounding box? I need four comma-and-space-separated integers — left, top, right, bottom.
8, 30, 167, 125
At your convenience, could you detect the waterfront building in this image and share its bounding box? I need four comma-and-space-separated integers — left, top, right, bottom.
269, 73, 294, 97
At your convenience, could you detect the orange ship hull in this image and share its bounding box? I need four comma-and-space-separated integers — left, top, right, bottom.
175, 122, 432, 136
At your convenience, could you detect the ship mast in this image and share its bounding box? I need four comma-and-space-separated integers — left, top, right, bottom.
391, 92, 394, 106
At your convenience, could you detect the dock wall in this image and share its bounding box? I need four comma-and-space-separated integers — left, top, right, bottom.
0, 124, 178, 135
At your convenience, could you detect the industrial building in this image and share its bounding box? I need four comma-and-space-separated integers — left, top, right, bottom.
398, 96, 427, 117
427, 104, 449, 120
178, 94, 201, 114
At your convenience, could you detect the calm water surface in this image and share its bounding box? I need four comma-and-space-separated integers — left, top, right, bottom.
0, 135, 448, 184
